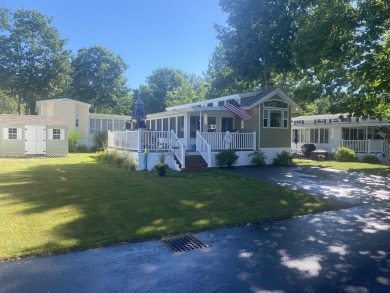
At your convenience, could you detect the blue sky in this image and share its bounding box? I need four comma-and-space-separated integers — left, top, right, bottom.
1, 0, 227, 89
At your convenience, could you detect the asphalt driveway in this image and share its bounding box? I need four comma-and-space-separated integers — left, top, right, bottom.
1, 166, 390, 293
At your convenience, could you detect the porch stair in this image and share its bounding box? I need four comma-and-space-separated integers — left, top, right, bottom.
182, 152, 209, 172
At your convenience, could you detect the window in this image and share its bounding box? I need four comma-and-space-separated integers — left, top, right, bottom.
207, 117, 216, 132
102, 119, 108, 132
90, 119, 97, 134
75, 119, 79, 128
177, 116, 184, 138
163, 118, 168, 131
190, 116, 203, 138
53, 129, 61, 140
146, 120, 151, 129
170, 117, 176, 132
263, 99, 289, 129
221, 117, 233, 132
151, 120, 155, 130
156, 119, 162, 131
8, 128, 17, 139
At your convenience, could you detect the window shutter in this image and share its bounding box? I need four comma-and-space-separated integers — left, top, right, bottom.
17, 128, 22, 140
60, 129, 65, 140
49, 129, 54, 140
3, 128, 8, 140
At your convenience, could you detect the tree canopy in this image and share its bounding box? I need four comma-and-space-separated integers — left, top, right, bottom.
134, 67, 208, 114
71, 46, 130, 114
0, 8, 71, 114
210, 0, 390, 118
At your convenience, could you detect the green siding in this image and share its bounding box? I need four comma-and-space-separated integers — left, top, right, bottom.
259, 104, 292, 148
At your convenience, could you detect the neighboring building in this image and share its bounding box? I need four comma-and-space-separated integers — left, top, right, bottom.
36, 98, 131, 148
0, 115, 68, 157
108, 87, 302, 170
291, 113, 390, 158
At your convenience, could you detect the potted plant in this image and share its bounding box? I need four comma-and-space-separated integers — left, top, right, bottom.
155, 153, 168, 176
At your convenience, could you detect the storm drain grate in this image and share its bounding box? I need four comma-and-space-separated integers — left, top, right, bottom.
161, 234, 208, 253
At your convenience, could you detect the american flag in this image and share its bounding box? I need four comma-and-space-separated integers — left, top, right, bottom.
224, 100, 252, 121
378, 131, 388, 144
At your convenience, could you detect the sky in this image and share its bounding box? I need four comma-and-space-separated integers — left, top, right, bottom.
1, 0, 227, 89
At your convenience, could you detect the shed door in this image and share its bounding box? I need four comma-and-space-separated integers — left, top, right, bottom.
25, 126, 46, 155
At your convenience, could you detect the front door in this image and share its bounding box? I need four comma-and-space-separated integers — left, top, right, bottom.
25, 125, 46, 155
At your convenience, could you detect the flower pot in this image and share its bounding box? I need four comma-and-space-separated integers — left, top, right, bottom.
157, 168, 166, 176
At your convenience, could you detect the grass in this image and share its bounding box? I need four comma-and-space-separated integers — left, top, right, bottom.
294, 158, 390, 177
0, 154, 349, 261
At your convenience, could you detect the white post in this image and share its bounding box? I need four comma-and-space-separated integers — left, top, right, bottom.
137, 129, 142, 152
253, 131, 256, 150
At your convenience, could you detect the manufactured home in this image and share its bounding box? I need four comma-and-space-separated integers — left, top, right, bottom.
0, 115, 68, 157
291, 114, 390, 159
36, 98, 131, 148
108, 87, 302, 170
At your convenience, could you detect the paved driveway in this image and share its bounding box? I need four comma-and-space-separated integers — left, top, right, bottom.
1, 166, 390, 293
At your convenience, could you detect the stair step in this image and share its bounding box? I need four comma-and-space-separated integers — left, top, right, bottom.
184, 153, 209, 171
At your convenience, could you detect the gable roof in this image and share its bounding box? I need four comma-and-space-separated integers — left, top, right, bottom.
240, 87, 302, 113
165, 87, 302, 113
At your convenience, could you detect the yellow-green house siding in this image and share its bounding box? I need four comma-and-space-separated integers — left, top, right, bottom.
259, 104, 291, 148
242, 103, 292, 149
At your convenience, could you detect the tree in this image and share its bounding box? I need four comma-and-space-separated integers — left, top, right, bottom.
0, 8, 71, 114
212, 0, 390, 118
0, 90, 18, 114
216, 0, 300, 89
138, 67, 208, 114
71, 46, 130, 114
292, 0, 390, 118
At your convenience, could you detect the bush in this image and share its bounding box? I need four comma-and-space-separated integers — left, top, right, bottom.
215, 149, 239, 167
68, 131, 80, 152
96, 150, 137, 171
76, 145, 89, 153
362, 154, 382, 164
273, 150, 293, 166
93, 132, 108, 151
335, 147, 357, 162
248, 150, 266, 167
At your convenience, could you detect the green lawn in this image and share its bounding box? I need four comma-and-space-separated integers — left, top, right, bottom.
294, 158, 390, 177
0, 154, 349, 260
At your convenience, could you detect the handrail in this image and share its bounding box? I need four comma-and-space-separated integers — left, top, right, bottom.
170, 130, 185, 168
196, 131, 211, 167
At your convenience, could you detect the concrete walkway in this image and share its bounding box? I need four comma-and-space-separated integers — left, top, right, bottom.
1, 166, 390, 292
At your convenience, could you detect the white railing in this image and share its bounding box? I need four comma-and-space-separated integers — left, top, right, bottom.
108, 130, 139, 150
196, 131, 212, 167
199, 131, 256, 151
342, 139, 390, 156
384, 143, 390, 157
342, 139, 367, 153
170, 130, 185, 168
108, 130, 172, 152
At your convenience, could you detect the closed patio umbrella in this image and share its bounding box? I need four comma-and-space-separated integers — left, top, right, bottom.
132, 98, 147, 129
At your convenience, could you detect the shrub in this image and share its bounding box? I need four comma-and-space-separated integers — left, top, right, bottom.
215, 149, 239, 167
362, 154, 382, 164
273, 150, 293, 166
335, 147, 357, 162
93, 132, 108, 151
76, 145, 89, 153
96, 150, 137, 171
68, 131, 80, 152
248, 150, 266, 167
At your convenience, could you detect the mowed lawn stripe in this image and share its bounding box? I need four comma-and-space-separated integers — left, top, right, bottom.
0, 153, 349, 260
